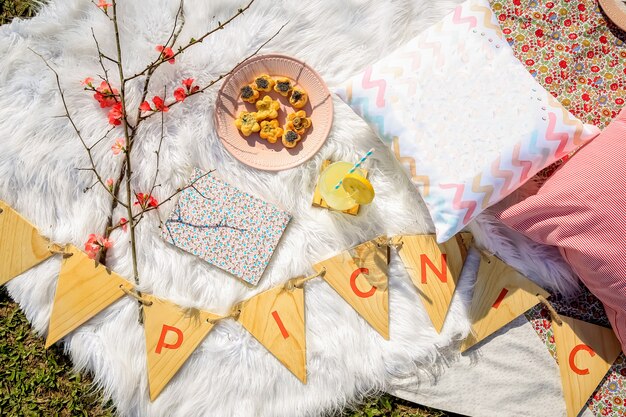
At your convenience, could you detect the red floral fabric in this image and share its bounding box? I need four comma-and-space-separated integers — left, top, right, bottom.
490, 0, 626, 129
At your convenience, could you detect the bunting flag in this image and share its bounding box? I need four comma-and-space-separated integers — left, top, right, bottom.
553, 315, 622, 417
238, 285, 307, 383
313, 236, 389, 339
0, 200, 54, 285
46, 245, 134, 348
392, 233, 472, 332
142, 294, 222, 401
461, 253, 549, 352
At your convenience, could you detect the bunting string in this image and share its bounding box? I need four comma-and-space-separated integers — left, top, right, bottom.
0, 199, 620, 414
537, 293, 563, 326
119, 284, 154, 306
284, 268, 326, 291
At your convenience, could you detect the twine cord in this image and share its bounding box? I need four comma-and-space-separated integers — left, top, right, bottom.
206, 302, 244, 324
284, 268, 326, 291
119, 284, 153, 306
48, 243, 73, 258
381, 238, 402, 250
537, 294, 563, 326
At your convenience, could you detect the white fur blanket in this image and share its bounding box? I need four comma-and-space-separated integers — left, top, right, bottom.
0, 0, 580, 416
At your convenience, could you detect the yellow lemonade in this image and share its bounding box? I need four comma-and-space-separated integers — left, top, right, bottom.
319, 162, 368, 210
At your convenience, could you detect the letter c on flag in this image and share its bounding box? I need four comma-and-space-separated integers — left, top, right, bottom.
569, 344, 595, 375
350, 268, 376, 298
155, 324, 184, 354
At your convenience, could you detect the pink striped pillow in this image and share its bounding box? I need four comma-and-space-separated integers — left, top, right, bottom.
498, 108, 626, 352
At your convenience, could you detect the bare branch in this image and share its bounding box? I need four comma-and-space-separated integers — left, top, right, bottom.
88, 126, 116, 150
30, 48, 129, 208
164, 0, 185, 49
124, 0, 255, 82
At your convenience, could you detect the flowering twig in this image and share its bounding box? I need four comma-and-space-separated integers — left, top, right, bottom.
29, 48, 128, 209
138, 21, 287, 124
125, 0, 254, 82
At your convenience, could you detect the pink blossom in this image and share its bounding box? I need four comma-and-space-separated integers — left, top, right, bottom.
134, 193, 159, 209
108, 102, 123, 125
155, 45, 175, 64
152, 96, 169, 112
94, 81, 118, 108
111, 138, 126, 155
81, 77, 94, 87
96, 0, 112, 11
174, 87, 186, 102
182, 78, 194, 89
84, 233, 113, 260
119, 217, 128, 232
139, 101, 152, 112
105, 177, 114, 190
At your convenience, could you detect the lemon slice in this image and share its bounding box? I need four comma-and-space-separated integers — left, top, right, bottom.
342, 174, 375, 204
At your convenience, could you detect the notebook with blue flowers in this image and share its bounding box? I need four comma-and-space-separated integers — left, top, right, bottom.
161, 169, 291, 286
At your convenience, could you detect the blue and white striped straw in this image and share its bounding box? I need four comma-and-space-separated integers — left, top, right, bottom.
334, 148, 375, 190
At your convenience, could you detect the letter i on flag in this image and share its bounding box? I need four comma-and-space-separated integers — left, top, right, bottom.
461, 252, 549, 352
393, 233, 472, 333
553, 315, 622, 417
46, 245, 135, 348
143, 295, 222, 401
313, 236, 390, 339
0, 201, 54, 286
238, 284, 306, 383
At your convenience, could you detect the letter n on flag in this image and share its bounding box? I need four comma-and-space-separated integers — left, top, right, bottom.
143, 294, 221, 401
46, 245, 135, 348
238, 285, 306, 383
393, 233, 472, 333
313, 236, 390, 339
460, 253, 549, 352
553, 315, 622, 417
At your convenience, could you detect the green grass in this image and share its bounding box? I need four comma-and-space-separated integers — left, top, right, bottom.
0, 0, 38, 24
0, 1, 454, 416
0, 288, 115, 417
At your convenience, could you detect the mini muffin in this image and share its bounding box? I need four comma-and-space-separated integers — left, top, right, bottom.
235, 111, 261, 136
289, 87, 308, 108
253, 74, 275, 92
281, 129, 302, 148
255, 95, 280, 120
286, 110, 312, 135
273, 77, 293, 96
240, 84, 259, 103
259, 120, 283, 144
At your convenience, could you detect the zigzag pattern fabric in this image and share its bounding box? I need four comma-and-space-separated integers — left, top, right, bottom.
334, 0, 600, 243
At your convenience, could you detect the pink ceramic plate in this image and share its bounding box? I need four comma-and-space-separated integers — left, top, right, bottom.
214, 54, 333, 171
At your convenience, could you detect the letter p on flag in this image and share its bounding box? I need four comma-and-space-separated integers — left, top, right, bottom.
155, 324, 184, 354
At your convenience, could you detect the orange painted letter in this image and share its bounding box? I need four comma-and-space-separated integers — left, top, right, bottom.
569, 344, 595, 375
350, 268, 376, 298
491, 288, 509, 309
272, 311, 290, 339
420, 254, 447, 284
155, 325, 184, 354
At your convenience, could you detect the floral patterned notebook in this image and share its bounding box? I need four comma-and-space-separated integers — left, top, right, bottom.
160, 169, 291, 286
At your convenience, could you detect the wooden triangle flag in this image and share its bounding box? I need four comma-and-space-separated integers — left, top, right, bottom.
461, 253, 549, 352
0, 201, 54, 285
46, 245, 134, 348
553, 315, 622, 417
142, 294, 221, 401
393, 233, 472, 333
313, 236, 389, 339
238, 285, 306, 383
